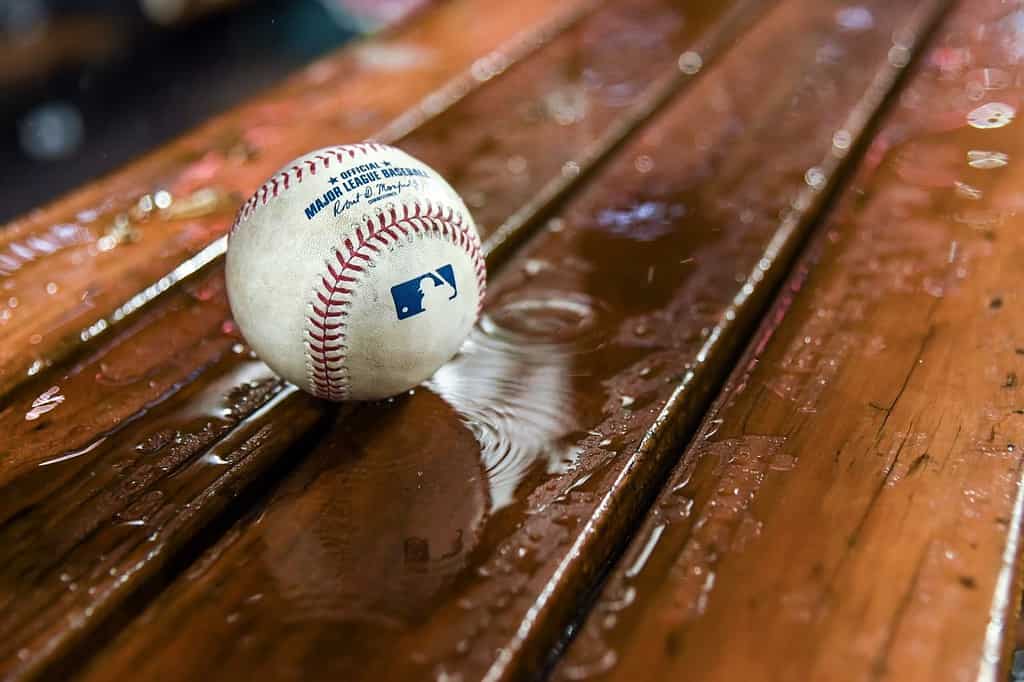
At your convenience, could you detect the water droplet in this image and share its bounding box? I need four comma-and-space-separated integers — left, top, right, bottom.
25, 385, 65, 421
634, 155, 654, 173
560, 650, 618, 680
967, 102, 1015, 129
955, 181, 984, 200
836, 6, 874, 31
888, 45, 911, 68
523, 259, 546, 277
703, 418, 724, 440
545, 87, 588, 125
154, 190, 173, 209
967, 149, 1009, 169
678, 51, 703, 74
805, 167, 827, 189
506, 155, 527, 174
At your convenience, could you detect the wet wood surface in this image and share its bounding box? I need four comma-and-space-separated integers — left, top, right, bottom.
54, 0, 951, 680
555, 1, 1024, 680
0, 0, 769, 679
0, 0, 770, 403
0, 0, 594, 399
5, 0, 1018, 680
0, 0, 591, 677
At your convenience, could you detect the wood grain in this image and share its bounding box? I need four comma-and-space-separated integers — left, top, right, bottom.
0, 269, 330, 682
0, 0, 766, 678
0, 1, 585, 678
72, 0, 948, 680
555, 1, 1024, 680
0, 0, 766, 403
0, 0, 595, 399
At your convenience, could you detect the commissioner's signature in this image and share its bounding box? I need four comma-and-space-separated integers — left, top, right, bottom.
332, 178, 421, 216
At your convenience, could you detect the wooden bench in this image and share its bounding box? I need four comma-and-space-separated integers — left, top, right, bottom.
1, 0, 1020, 680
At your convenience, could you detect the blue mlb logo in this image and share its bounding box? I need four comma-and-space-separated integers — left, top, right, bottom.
391, 264, 458, 320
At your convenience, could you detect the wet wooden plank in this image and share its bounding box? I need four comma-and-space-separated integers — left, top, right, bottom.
0, 271, 326, 682
0, 2, 579, 678
555, 1, 1024, 680
0, 0, 767, 403
400, 0, 762, 262
72, 1, 948, 680
0, 1, 767, 679
0, 0, 594, 399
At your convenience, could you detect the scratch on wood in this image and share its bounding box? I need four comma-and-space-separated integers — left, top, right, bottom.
847, 421, 916, 551
906, 453, 930, 477
874, 323, 936, 445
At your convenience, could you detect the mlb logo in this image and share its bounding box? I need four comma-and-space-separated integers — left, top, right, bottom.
390, 264, 458, 320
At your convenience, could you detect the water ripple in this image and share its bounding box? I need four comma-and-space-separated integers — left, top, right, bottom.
429, 292, 609, 510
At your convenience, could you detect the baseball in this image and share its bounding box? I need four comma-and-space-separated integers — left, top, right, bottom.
226, 143, 486, 402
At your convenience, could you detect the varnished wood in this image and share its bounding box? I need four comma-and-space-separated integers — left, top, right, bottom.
70, 0, 947, 679
556, 1, 1024, 680
0, 0, 768, 678
0, 0, 595, 399
0, 269, 330, 681
0, 0, 767, 404
0, 1, 589, 678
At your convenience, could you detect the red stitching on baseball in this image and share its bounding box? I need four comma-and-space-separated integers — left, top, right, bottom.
231, 143, 388, 230
305, 200, 486, 401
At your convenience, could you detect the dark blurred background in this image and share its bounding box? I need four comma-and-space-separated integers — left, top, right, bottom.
0, 0, 429, 222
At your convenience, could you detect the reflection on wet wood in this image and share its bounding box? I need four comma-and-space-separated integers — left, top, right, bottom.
556, 1, 1024, 680
0, 268, 329, 682
0, 0, 593, 399
400, 0, 764, 262
0, 0, 768, 406
0, 0, 585, 677
0, 0, 767, 678
73, 0, 947, 680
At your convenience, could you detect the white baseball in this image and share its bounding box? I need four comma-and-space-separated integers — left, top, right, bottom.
226, 143, 486, 401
